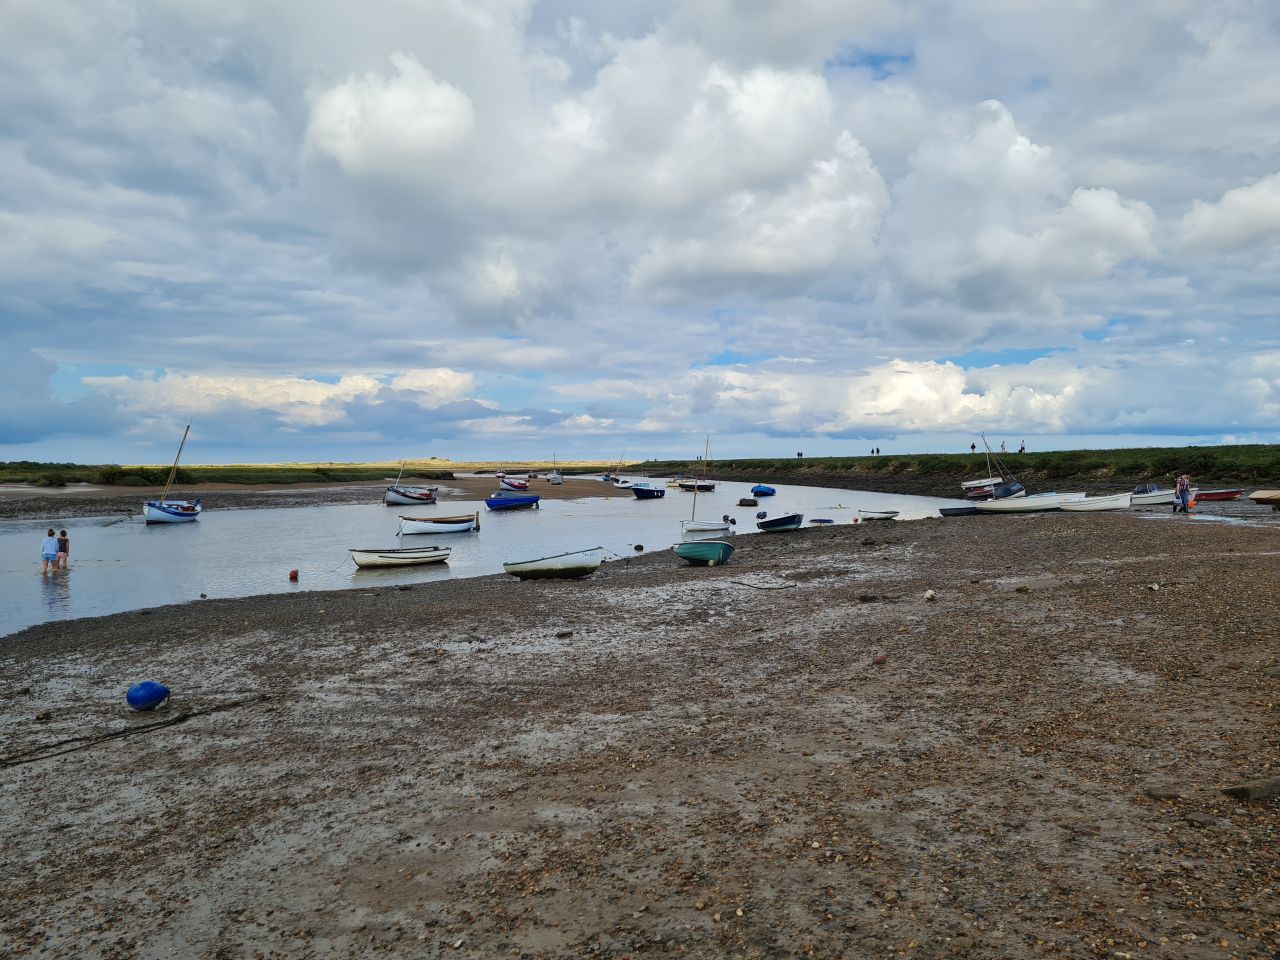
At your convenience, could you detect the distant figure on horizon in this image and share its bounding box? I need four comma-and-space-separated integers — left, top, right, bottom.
40, 528, 58, 575
1000, 440, 1006, 453
970, 442, 976, 454
1019, 441, 1025, 454
56, 529, 70, 569
875, 446, 880, 455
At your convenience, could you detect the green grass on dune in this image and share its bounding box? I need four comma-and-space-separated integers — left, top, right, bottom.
3, 445, 1277, 488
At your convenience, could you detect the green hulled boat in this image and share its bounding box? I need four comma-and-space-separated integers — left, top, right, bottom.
673, 540, 735, 566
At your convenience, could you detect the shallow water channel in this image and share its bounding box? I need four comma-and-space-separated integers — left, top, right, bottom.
0, 478, 956, 637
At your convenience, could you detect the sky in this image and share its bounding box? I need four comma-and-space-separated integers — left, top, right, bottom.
2, 0, 1278, 465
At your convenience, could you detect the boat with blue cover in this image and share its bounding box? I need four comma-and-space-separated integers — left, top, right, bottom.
673, 540, 734, 566
485, 492, 541, 511
750, 484, 776, 497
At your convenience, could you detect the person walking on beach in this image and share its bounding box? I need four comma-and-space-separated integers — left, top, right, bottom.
970, 442, 976, 454
1019, 441, 1025, 454
1000, 440, 1006, 453
56, 529, 70, 569
1174, 473, 1192, 513
40, 529, 58, 575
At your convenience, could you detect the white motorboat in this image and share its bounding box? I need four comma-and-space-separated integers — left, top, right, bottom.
503, 546, 604, 580
350, 545, 451, 568
1059, 492, 1133, 512
385, 485, 438, 505
857, 509, 899, 521
398, 513, 479, 535
1131, 485, 1198, 506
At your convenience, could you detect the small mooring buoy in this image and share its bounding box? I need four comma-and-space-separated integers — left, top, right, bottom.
126, 680, 170, 711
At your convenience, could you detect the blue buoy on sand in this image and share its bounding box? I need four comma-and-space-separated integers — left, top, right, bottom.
126, 680, 170, 711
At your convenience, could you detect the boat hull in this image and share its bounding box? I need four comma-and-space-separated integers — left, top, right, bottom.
350, 546, 451, 568
398, 514, 478, 535
499, 479, 530, 491
683, 519, 731, 532
144, 500, 202, 523
385, 486, 437, 505
1248, 489, 1280, 506
750, 485, 776, 497
503, 547, 604, 580
975, 493, 1077, 513
1059, 493, 1133, 512
757, 513, 804, 532
678, 481, 715, 492
857, 510, 898, 521
632, 486, 665, 499
939, 505, 979, 517
673, 540, 734, 566
1195, 489, 1243, 501
485, 494, 541, 511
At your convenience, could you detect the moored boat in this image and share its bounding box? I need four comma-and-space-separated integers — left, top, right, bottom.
683, 517, 733, 533
857, 509, 899, 521
1194, 489, 1244, 501
750, 484, 776, 497
939, 505, 979, 517
757, 512, 804, 532
738, 497, 758, 507
678, 480, 715, 492
350, 545, 451, 568
144, 423, 201, 524
1248, 489, 1280, 506
385, 485, 438, 505
144, 499, 202, 523
485, 492, 541, 511
1059, 492, 1133, 512
631, 482, 665, 500
499, 477, 530, 491
673, 540, 734, 566
398, 513, 479, 535
503, 546, 604, 580
1131, 483, 1199, 506
975, 492, 1081, 513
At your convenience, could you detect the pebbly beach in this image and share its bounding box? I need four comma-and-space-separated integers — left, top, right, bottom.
1, 512, 1278, 958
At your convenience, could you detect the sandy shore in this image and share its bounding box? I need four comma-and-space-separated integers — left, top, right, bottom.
2, 514, 1277, 958
0, 475, 628, 522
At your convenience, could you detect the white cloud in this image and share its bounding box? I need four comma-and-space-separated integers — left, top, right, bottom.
1179, 173, 1280, 253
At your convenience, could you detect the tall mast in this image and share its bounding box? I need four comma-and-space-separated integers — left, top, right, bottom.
160, 424, 190, 502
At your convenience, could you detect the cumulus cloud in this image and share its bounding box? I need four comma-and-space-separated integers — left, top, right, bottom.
3, 0, 1279, 459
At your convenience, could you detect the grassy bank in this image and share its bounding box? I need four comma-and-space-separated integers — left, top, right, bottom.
0, 458, 620, 488
638, 444, 1280, 496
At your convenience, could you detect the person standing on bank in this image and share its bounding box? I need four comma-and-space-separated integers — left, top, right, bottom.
40, 528, 58, 575
57, 529, 70, 569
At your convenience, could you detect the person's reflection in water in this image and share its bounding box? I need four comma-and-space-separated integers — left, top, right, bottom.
41, 566, 72, 614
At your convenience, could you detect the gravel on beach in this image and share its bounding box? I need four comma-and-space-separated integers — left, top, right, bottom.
2, 513, 1277, 958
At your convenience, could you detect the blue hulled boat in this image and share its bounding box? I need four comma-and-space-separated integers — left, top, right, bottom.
631, 482, 665, 500
750, 484, 776, 497
756, 512, 804, 532
485, 492, 541, 511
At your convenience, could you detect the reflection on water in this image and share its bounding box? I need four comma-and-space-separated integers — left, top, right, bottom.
0, 479, 947, 638
40, 567, 72, 615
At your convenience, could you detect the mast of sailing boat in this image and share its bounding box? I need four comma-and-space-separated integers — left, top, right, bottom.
690, 434, 710, 522
158, 423, 191, 504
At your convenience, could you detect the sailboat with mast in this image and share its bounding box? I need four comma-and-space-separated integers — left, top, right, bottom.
681, 436, 732, 534
548, 452, 563, 485
143, 424, 202, 523
385, 461, 438, 505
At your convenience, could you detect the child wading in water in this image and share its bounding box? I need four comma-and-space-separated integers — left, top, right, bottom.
57, 529, 70, 569
40, 529, 58, 575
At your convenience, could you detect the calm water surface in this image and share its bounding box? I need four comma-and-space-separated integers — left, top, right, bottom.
0, 479, 958, 637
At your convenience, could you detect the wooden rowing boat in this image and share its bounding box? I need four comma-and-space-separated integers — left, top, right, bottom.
398, 513, 479, 535
503, 546, 604, 580
350, 545, 451, 568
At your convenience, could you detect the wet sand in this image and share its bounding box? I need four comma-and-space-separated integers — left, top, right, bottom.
0, 475, 628, 522
2, 514, 1277, 958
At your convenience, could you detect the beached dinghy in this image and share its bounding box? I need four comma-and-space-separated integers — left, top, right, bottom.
757, 512, 804, 532
1059, 492, 1133, 512
975, 492, 1082, 513
145, 424, 201, 524
857, 509, 899, 521
1130, 482, 1198, 506
1194, 488, 1244, 501
673, 540, 734, 566
499, 477, 530, 491
485, 492, 541, 511
398, 513, 479, 535
350, 545, 451, 568
385, 485, 437, 505
503, 546, 604, 580
939, 505, 979, 517
683, 517, 733, 533
1248, 489, 1280, 506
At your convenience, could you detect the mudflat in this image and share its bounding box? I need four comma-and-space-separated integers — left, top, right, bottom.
2, 514, 1277, 958
0, 475, 628, 522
